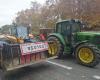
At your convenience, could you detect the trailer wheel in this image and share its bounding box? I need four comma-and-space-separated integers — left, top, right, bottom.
75, 44, 99, 67
47, 36, 64, 58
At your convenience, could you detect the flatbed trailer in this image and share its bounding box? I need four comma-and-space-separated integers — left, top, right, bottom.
0, 41, 56, 79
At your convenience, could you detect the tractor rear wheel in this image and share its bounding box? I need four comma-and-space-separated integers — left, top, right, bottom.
75, 44, 99, 67
47, 36, 64, 58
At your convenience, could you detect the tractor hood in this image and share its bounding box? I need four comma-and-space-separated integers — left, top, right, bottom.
76, 31, 100, 41
76, 31, 100, 36
76, 31, 100, 49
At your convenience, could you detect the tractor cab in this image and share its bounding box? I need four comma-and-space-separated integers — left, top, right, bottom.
10, 25, 29, 39
56, 19, 81, 33
0, 26, 29, 44
4, 25, 33, 43
55, 19, 82, 44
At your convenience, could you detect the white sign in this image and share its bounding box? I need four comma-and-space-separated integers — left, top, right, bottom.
20, 42, 48, 55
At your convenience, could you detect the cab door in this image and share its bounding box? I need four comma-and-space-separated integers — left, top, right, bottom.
61, 22, 71, 44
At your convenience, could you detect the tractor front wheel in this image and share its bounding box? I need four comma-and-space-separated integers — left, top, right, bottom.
75, 44, 99, 67
47, 36, 64, 58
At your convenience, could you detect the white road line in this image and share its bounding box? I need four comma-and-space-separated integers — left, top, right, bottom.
46, 61, 72, 70
93, 75, 100, 80
81, 75, 86, 78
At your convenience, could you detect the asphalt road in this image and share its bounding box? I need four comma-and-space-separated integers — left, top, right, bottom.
5, 56, 100, 80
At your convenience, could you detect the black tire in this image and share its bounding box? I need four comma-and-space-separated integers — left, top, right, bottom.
75, 44, 99, 67
47, 36, 64, 58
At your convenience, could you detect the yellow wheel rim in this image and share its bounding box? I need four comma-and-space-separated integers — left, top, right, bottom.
78, 48, 94, 63
48, 41, 58, 56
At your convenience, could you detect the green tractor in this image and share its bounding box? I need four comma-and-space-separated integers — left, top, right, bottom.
47, 19, 100, 67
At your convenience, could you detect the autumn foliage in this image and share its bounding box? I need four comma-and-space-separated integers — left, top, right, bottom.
15, 0, 100, 32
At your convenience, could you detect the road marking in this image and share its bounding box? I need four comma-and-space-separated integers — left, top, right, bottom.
81, 75, 86, 78
93, 75, 100, 80
46, 61, 72, 70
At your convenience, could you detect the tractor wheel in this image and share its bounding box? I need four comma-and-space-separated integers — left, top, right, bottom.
75, 44, 99, 67
47, 36, 64, 58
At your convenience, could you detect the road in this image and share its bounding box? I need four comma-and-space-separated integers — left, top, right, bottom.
5, 56, 100, 80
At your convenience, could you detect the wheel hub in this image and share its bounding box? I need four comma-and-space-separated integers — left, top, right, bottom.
78, 48, 94, 63
48, 41, 58, 56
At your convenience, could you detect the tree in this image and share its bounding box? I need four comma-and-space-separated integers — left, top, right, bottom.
0, 25, 13, 34
14, 0, 100, 32
15, 1, 42, 33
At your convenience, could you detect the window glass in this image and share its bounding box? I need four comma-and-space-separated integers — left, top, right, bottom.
17, 26, 28, 39
61, 22, 70, 35
56, 23, 61, 33
62, 22, 66, 34
10, 27, 17, 36
72, 22, 80, 32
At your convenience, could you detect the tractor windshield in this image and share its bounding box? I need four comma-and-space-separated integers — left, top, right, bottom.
10, 26, 29, 39
16, 26, 28, 39
72, 22, 81, 33
56, 21, 81, 34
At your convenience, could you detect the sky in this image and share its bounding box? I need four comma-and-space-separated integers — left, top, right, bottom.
0, 0, 45, 27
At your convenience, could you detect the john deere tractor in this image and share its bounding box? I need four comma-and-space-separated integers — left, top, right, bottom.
47, 19, 100, 67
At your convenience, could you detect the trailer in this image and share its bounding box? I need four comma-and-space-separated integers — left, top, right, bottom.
0, 41, 56, 79
0, 25, 56, 80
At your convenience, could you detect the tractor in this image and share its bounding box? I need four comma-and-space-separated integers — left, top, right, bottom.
47, 19, 100, 67
0, 26, 28, 44
0, 25, 38, 44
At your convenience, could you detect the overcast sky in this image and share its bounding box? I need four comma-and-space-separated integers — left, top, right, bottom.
0, 0, 45, 27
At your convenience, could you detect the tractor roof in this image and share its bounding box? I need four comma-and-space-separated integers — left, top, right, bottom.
56, 19, 81, 24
